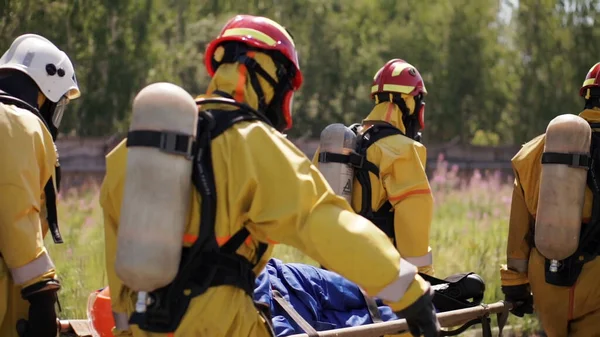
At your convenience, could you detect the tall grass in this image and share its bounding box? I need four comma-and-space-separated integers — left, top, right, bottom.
46, 155, 542, 335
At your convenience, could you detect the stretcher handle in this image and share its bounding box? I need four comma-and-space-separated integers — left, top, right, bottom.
286, 301, 513, 337
59, 319, 72, 332
58, 319, 92, 336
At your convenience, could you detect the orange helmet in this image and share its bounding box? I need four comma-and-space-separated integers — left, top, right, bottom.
87, 287, 115, 337
204, 15, 303, 131
580, 62, 600, 98
371, 59, 428, 129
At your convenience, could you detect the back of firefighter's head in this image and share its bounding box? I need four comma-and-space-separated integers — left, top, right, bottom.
580, 62, 600, 110
0, 34, 80, 136
371, 59, 427, 139
204, 14, 303, 132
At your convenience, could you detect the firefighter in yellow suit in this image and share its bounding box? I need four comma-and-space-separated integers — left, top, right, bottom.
101, 15, 441, 337
500, 62, 600, 337
312, 59, 435, 277
0, 34, 80, 337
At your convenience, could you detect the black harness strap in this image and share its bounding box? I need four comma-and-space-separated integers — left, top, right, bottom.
0, 91, 63, 244
127, 100, 270, 333
319, 123, 403, 240
541, 152, 591, 168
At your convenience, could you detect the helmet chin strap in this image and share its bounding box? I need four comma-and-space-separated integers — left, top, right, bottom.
373, 92, 423, 141
238, 55, 293, 132
215, 42, 295, 132
39, 99, 60, 140
404, 115, 422, 142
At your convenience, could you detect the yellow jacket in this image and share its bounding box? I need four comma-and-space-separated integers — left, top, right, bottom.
312, 102, 435, 276
0, 101, 58, 337
500, 109, 600, 286
102, 54, 431, 336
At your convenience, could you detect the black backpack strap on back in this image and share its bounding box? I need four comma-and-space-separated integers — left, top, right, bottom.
543, 122, 600, 287
128, 105, 269, 333
0, 92, 63, 244
354, 124, 404, 239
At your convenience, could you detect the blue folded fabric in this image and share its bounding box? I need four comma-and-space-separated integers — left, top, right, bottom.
253, 258, 400, 337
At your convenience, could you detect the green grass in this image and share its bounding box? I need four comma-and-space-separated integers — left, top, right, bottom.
46, 156, 543, 335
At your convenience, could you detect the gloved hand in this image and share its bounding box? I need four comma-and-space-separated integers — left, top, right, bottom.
501, 284, 534, 317
17, 280, 60, 337
396, 285, 441, 337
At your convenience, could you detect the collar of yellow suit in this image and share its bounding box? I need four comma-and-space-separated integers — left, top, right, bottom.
361, 102, 407, 134
579, 108, 600, 124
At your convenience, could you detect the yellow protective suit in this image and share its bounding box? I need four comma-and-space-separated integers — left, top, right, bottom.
500, 108, 600, 337
102, 52, 432, 337
312, 101, 435, 276
0, 101, 58, 337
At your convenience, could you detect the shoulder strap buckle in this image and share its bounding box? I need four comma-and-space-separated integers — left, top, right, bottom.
571, 153, 590, 168
159, 131, 195, 159
348, 152, 365, 169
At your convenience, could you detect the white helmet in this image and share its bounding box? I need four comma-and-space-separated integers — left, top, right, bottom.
0, 34, 80, 103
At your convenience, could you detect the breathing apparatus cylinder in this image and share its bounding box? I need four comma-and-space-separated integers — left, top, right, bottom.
535, 114, 591, 272
318, 123, 357, 204
115, 82, 198, 296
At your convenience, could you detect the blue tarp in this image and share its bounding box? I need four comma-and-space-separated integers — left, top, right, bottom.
253, 258, 400, 337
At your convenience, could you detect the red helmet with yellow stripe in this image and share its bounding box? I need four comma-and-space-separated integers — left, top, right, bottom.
205, 15, 303, 90
204, 15, 303, 131
371, 59, 427, 129
580, 62, 600, 98
371, 59, 427, 98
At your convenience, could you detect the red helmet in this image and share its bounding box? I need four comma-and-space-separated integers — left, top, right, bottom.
580, 62, 600, 98
204, 15, 303, 90
371, 59, 427, 129
204, 15, 303, 131
371, 59, 427, 98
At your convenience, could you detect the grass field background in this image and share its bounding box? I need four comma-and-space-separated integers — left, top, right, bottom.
46, 155, 543, 335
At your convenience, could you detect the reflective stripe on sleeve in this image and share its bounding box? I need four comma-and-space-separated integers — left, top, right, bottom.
10, 251, 55, 285
375, 258, 418, 303
507, 258, 528, 273
404, 251, 433, 267
113, 311, 130, 331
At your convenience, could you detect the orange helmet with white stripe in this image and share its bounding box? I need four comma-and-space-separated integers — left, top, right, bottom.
580, 62, 600, 99
371, 59, 427, 130
204, 15, 303, 131
87, 287, 115, 337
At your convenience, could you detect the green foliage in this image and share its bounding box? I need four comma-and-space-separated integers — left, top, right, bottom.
2, 0, 599, 144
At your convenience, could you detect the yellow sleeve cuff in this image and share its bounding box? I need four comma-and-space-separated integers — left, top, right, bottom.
385, 274, 430, 312
418, 265, 435, 277
500, 264, 529, 286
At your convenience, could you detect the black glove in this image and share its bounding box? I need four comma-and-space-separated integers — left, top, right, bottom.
502, 284, 534, 317
397, 285, 441, 337
17, 280, 60, 337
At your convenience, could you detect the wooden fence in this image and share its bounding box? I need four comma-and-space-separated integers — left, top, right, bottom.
56, 136, 521, 189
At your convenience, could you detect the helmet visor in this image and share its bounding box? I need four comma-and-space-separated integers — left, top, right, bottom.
52, 96, 70, 128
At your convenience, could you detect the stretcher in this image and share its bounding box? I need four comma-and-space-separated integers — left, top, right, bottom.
58, 302, 511, 337
58, 258, 511, 337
